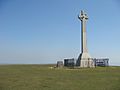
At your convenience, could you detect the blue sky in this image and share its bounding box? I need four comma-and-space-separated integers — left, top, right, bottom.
0, 0, 120, 65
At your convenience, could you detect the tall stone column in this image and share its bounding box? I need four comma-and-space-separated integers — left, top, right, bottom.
77, 10, 94, 67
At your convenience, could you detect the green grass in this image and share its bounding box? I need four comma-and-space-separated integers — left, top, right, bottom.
0, 65, 120, 90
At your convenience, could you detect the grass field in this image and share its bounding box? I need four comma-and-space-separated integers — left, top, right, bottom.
0, 65, 120, 90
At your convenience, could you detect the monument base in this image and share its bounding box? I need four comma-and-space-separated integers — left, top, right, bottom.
77, 53, 95, 67
80, 60, 95, 67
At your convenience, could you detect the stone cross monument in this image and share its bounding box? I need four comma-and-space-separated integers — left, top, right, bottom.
77, 10, 94, 67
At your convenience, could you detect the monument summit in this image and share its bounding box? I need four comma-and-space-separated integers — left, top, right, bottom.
57, 10, 109, 68
77, 10, 95, 67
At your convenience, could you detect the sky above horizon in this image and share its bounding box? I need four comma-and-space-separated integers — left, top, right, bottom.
0, 0, 120, 65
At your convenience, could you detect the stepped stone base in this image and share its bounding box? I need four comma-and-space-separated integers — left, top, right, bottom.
77, 53, 95, 67
80, 60, 94, 67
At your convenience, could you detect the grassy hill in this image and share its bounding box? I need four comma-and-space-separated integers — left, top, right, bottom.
0, 64, 120, 90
